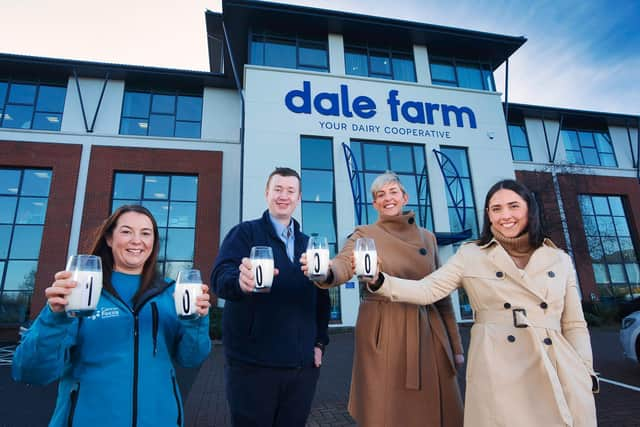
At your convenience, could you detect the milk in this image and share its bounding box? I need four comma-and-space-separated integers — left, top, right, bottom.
66, 271, 103, 317
307, 248, 330, 280
175, 282, 203, 319
251, 258, 274, 293
355, 249, 377, 279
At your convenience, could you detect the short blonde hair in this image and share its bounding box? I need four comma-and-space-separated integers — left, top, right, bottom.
370, 171, 407, 200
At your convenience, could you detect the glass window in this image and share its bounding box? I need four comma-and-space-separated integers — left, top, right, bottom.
457, 62, 484, 90
298, 42, 328, 70
440, 147, 478, 320
562, 129, 617, 167
112, 172, 198, 279
176, 96, 202, 122
36, 86, 66, 112
345, 48, 368, 77
3, 105, 34, 129
351, 140, 433, 231
8, 84, 36, 104
300, 136, 341, 322
120, 90, 202, 139
0, 81, 66, 131
250, 31, 328, 72
430, 57, 495, 91
507, 123, 532, 161
0, 168, 52, 324
345, 43, 415, 82
579, 194, 637, 300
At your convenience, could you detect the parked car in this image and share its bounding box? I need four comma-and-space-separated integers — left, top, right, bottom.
620, 310, 640, 363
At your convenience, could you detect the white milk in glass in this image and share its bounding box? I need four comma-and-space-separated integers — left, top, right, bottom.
251, 258, 274, 293
175, 283, 203, 319
355, 250, 377, 279
307, 248, 330, 280
66, 271, 103, 317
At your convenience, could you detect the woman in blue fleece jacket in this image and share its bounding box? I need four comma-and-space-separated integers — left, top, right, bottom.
12, 205, 211, 427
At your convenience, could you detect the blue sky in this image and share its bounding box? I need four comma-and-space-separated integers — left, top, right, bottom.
1, 0, 637, 115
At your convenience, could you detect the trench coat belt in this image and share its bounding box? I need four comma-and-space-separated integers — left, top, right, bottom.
474, 310, 561, 331
476, 309, 573, 425
363, 295, 421, 390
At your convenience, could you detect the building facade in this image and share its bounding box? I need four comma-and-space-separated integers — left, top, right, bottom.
0, 0, 638, 338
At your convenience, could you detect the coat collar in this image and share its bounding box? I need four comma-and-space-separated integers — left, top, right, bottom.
482, 237, 561, 301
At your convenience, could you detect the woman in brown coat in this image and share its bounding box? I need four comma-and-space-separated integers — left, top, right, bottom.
369, 179, 598, 427
303, 172, 464, 427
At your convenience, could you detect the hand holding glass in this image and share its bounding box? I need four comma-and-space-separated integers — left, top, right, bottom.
354, 238, 377, 280
175, 269, 204, 319
250, 246, 274, 293
65, 255, 103, 317
306, 236, 330, 280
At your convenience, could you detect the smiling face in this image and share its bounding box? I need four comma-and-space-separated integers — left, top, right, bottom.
487, 189, 529, 238
265, 174, 301, 225
106, 211, 155, 274
372, 182, 409, 217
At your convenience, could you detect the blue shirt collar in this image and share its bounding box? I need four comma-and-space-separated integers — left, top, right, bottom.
268, 213, 293, 239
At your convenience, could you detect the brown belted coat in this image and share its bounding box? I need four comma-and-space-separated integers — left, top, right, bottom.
376, 238, 597, 427
318, 212, 464, 427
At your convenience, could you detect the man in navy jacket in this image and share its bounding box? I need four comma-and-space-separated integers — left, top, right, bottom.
211, 167, 330, 427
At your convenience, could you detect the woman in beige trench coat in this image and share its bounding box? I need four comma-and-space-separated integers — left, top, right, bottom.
302, 172, 464, 427
369, 179, 597, 427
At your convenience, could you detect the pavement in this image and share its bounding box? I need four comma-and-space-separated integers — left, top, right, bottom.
1, 325, 639, 426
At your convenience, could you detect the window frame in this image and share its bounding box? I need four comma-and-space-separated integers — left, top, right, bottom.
562, 128, 617, 167
249, 30, 329, 72
344, 42, 416, 82
578, 194, 639, 300
111, 172, 199, 279
349, 139, 433, 230
507, 122, 533, 161
0, 167, 52, 325
429, 56, 496, 91
0, 79, 66, 131
119, 88, 203, 139
299, 135, 341, 322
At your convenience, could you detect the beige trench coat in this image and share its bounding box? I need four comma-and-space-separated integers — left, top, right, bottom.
318, 212, 464, 427
375, 238, 597, 427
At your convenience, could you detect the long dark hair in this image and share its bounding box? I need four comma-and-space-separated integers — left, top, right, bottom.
88, 205, 160, 302
477, 179, 546, 248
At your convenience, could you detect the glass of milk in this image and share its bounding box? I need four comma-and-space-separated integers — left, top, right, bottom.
175, 269, 203, 320
306, 236, 330, 281
65, 255, 103, 317
250, 246, 274, 293
354, 238, 377, 280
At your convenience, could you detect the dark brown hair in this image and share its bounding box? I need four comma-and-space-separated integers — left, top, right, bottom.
88, 204, 160, 303
478, 179, 546, 248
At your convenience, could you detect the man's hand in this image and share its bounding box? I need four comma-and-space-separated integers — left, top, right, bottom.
239, 257, 279, 294
314, 346, 323, 367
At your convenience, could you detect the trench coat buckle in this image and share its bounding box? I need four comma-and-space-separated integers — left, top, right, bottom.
512, 308, 528, 328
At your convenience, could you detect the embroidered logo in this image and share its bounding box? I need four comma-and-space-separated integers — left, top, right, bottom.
88, 307, 121, 320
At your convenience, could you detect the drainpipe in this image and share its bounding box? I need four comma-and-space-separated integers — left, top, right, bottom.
222, 20, 246, 221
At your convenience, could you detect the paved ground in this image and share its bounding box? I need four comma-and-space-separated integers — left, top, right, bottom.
1, 325, 639, 426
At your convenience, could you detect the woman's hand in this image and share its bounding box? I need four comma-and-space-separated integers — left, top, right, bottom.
454, 354, 465, 365
238, 257, 279, 293
351, 253, 383, 288
44, 271, 76, 313
299, 253, 331, 282
195, 284, 211, 316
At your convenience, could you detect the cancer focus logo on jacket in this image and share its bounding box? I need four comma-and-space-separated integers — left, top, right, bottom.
88, 307, 121, 321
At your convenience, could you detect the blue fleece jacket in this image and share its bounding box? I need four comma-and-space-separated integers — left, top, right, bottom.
12, 275, 211, 427
211, 210, 330, 367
